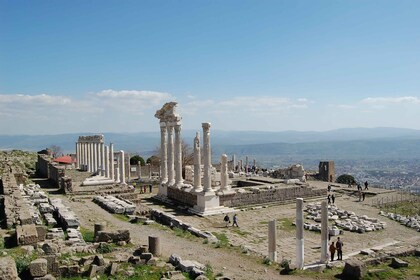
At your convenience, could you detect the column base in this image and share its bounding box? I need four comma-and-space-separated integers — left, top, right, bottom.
157, 183, 168, 197
189, 191, 233, 216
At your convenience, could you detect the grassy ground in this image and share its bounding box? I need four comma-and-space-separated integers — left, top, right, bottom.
380, 200, 420, 216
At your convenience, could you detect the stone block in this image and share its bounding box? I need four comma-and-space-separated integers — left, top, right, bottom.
140, 252, 153, 261
42, 243, 59, 254
88, 264, 97, 278
93, 255, 105, 266
0, 257, 19, 280
360, 249, 374, 255
16, 224, 39, 245
34, 274, 56, 280
342, 259, 367, 279
390, 257, 409, 268
30, 258, 48, 277
109, 262, 118, 276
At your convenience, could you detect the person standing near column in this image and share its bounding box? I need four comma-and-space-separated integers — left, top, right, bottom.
336, 237, 343, 260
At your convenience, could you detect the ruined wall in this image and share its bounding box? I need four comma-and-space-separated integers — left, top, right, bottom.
0, 165, 33, 228
319, 161, 335, 182
219, 185, 327, 207
36, 154, 72, 192
167, 187, 197, 207
36, 154, 50, 178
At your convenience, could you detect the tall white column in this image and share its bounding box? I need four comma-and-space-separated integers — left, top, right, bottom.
94, 142, 99, 173
104, 145, 110, 178
101, 143, 105, 176
167, 124, 175, 186
88, 142, 93, 172
75, 142, 79, 169
127, 153, 131, 182
220, 154, 230, 191
232, 154, 236, 172
110, 143, 115, 181
83, 142, 88, 171
202, 123, 213, 192
98, 143, 102, 175
174, 123, 183, 187
160, 122, 168, 184
321, 201, 329, 263
245, 156, 249, 173
296, 198, 304, 269
119, 150, 126, 184
193, 132, 203, 192
268, 220, 277, 262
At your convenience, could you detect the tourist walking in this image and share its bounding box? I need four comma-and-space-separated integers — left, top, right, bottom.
143, 185, 147, 194
149, 184, 152, 193
364, 181, 369, 190
327, 194, 331, 204
329, 241, 336, 262
336, 237, 343, 260
223, 214, 230, 227
331, 194, 335, 204
232, 214, 239, 227
362, 192, 366, 201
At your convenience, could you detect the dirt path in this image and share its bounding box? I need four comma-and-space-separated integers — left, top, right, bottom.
63, 196, 306, 280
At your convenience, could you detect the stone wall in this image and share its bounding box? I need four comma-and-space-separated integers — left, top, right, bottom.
219, 185, 327, 207
36, 154, 72, 193
0, 165, 32, 228
319, 161, 335, 182
167, 187, 197, 207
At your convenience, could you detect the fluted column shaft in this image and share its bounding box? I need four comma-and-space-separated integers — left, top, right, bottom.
110, 143, 115, 181
167, 124, 175, 186
321, 201, 329, 263
202, 123, 213, 192
174, 123, 183, 187
119, 150, 126, 184
75, 142, 79, 169
105, 145, 110, 178
193, 132, 203, 192
160, 123, 168, 184
296, 198, 304, 269
221, 154, 230, 191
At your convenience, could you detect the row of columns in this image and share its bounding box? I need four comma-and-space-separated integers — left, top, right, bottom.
267, 198, 329, 267
76, 141, 106, 175
76, 138, 126, 184
159, 121, 183, 188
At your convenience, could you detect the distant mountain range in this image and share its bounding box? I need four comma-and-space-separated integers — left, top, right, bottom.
1, 127, 420, 164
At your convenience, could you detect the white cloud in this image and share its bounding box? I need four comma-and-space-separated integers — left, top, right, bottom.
361, 96, 420, 105
0, 90, 174, 134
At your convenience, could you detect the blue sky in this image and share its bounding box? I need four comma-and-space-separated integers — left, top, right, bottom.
1, 0, 420, 134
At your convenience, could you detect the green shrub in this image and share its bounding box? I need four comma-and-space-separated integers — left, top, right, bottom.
80, 227, 95, 243
97, 243, 114, 254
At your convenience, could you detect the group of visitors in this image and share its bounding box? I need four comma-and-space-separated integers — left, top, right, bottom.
329, 237, 344, 261
139, 184, 153, 194
223, 213, 239, 227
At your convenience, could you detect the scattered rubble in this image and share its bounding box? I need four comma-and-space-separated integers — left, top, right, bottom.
380, 211, 420, 231
93, 195, 136, 214
305, 203, 386, 234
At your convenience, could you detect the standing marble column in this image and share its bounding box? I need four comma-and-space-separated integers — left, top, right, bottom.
240, 160, 243, 172
88, 142, 93, 172
127, 153, 131, 182
321, 201, 329, 263
75, 142, 79, 169
193, 132, 203, 192
160, 122, 168, 184
104, 145, 110, 178
245, 156, 249, 173
101, 143, 105, 176
174, 123, 183, 187
268, 220, 277, 262
220, 154, 230, 191
83, 143, 88, 171
119, 151, 126, 184
110, 143, 115, 181
167, 124, 175, 186
92, 143, 98, 173
98, 143, 103, 175
137, 162, 141, 179
232, 154, 236, 172
202, 123, 213, 192
296, 198, 304, 269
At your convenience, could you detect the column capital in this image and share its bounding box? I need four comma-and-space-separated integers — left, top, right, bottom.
202, 122, 211, 130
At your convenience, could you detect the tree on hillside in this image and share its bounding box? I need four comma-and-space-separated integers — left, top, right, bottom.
336, 174, 356, 185
130, 155, 145, 166
48, 145, 63, 158
146, 155, 160, 166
